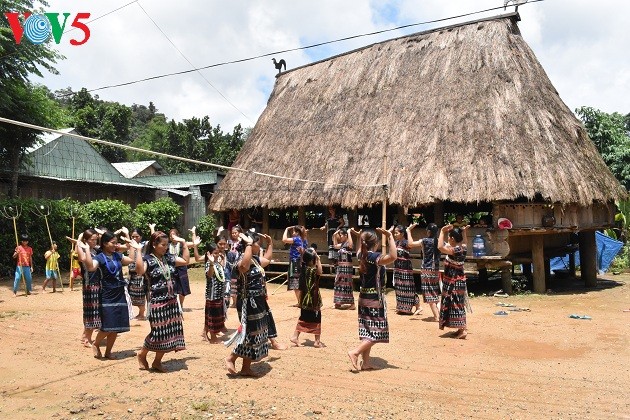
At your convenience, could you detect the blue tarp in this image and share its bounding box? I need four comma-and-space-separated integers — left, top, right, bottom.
550, 231, 624, 274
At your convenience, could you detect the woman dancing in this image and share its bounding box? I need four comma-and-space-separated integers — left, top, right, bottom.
390, 225, 422, 315
135, 231, 190, 371
282, 225, 308, 305
437, 224, 469, 339
78, 231, 143, 359
347, 228, 397, 371
225, 232, 276, 376
409, 223, 441, 321
333, 228, 355, 310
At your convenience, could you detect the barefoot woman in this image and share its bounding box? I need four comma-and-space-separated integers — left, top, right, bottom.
225, 232, 274, 376
135, 231, 190, 371
347, 228, 397, 371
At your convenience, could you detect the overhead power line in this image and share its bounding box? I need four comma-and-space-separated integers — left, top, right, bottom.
135, 1, 253, 124
0, 116, 386, 189
69, 0, 544, 95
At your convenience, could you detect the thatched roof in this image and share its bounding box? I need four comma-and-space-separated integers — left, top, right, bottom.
210, 12, 627, 211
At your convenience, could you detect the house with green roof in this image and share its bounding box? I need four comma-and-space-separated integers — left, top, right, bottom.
0, 129, 221, 228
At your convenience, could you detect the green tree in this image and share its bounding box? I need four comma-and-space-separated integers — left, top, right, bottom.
576, 106, 630, 190
69, 89, 132, 163
0, 1, 65, 197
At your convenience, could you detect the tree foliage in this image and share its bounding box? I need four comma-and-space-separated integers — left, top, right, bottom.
576, 106, 630, 191
132, 197, 182, 233
83, 199, 133, 230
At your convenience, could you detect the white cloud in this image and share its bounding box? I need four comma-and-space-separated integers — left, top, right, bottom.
28, 0, 630, 133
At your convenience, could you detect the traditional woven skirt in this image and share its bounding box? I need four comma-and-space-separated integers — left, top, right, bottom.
421, 269, 441, 303
144, 297, 186, 352
328, 247, 339, 261
439, 278, 467, 329
128, 274, 146, 306
232, 295, 270, 361
100, 285, 130, 333
358, 294, 389, 343
394, 267, 419, 314
287, 259, 301, 290
333, 261, 355, 305
296, 308, 321, 335
204, 298, 226, 334
82, 279, 101, 329
173, 266, 191, 296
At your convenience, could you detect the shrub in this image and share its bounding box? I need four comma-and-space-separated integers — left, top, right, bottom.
132, 197, 182, 233
83, 199, 133, 230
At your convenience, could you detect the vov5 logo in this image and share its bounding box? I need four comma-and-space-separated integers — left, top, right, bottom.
4, 12, 91, 45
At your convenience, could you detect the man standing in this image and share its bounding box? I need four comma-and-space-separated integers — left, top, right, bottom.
13, 234, 33, 296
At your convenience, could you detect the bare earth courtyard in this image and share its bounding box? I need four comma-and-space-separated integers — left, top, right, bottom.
0, 269, 628, 419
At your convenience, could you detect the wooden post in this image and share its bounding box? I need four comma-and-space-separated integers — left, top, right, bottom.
396, 205, 406, 226
501, 267, 513, 294
578, 230, 597, 287
434, 201, 444, 226
532, 235, 545, 293
298, 206, 306, 227
381, 156, 388, 254
569, 252, 576, 277
262, 208, 269, 235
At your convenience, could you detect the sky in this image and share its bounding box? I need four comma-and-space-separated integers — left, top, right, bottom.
16, 0, 630, 131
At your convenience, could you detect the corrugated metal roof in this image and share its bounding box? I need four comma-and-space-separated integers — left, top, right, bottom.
136, 171, 217, 188
20, 130, 151, 188
112, 160, 165, 178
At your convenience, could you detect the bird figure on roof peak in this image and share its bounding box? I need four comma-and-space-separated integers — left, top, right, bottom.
272, 58, 286, 75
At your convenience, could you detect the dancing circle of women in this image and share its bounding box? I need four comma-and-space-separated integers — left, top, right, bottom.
73, 223, 470, 375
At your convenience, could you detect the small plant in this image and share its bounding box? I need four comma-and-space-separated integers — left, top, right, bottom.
511, 275, 530, 294
191, 400, 212, 411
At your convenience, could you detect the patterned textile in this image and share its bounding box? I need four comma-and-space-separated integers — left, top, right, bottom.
205, 298, 226, 334
297, 309, 321, 335
169, 242, 191, 296
204, 261, 227, 333
421, 269, 441, 303
231, 256, 271, 361
128, 274, 147, 306
393, 239, 419, 314
226, 250, 240, 298
95, 252, 130, 333
143, 253, 185, 352
439, 245, 467, 329
333, 244, 355, 305
82, 249, 101, 329
287, 259, 301, 290
357, 251, 389, 343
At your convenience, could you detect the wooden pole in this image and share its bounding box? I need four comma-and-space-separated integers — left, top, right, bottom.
69, 216, 75, 290
578, 230, 597, 287
381, 156, 388, 253
298, 206, 306, 227
531, 235, 545, 293
262, 208, 269, 235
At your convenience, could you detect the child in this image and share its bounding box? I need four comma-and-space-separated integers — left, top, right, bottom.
203, 243, 227, 343
70, 249, 83, 291
42, 241, 60, 293
13, 234, 34, 296
437, 224, 469, 339
290, 247, 324, 348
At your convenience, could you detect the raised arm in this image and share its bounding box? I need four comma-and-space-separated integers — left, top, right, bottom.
171, 235, 190, 267
282, 226, 294, 244
407, 223, 422, 248
375, 228, 397, 265
260, 234, 273, 267
315, 252, 323, 276
438, 224, 453, 255
238, 242, 253, 274
78, 241, 98, 272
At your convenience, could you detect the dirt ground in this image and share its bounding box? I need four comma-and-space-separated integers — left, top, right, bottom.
0, 268, 628, 420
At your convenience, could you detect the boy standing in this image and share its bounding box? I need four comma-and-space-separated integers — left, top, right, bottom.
13, 234, 33, 296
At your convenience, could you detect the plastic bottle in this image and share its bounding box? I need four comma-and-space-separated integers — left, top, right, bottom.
472, 234, 486, 257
